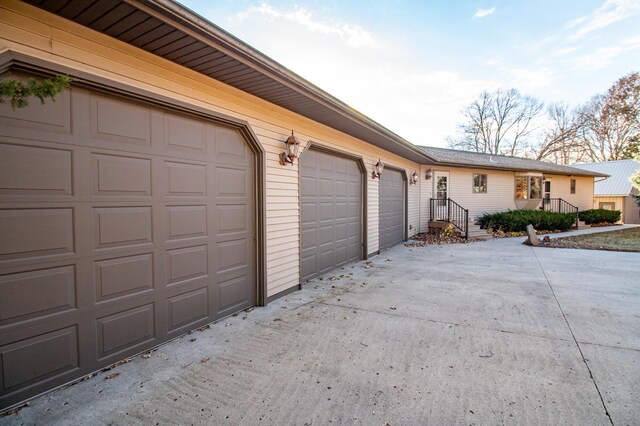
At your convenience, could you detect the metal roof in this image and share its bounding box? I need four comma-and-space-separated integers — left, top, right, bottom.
573, 160, 640, 196
23, 0, 433, 164
417, 146, 608, 177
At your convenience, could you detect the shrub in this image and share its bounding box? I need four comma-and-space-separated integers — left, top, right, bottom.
477, 210, 576, 232
579, 209, 621, 224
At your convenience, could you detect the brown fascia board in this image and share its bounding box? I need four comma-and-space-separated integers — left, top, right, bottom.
129, 0, 437, 164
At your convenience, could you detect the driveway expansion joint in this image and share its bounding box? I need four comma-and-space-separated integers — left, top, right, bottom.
317, 300, 576, 345
531, 247, 615, 426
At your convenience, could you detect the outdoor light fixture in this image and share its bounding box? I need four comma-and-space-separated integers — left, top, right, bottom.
425, 168, 432, 180
410, 171, 419, 185
372, 159, 384, 179
279, 130, 300, 166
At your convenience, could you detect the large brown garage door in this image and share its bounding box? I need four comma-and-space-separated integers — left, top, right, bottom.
0, 86, 256, 408
300, 149, 362, 281
379, 168, 405, 250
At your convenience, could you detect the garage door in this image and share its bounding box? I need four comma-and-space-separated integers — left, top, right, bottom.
0, 86, 256, 408
300, 149, 362, 281
379, 168, 405, 250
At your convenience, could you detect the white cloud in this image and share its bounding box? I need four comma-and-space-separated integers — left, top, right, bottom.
473, 7, 496, 18
566, 0, 640, 41
572, 35, 640, 69
551, 46, 580, 57
232, 3, 376, 48
505, 67, 554, 92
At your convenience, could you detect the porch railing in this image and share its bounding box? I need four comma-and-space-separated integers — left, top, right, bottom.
542, 198, 579, 228
430, 198, 469, 238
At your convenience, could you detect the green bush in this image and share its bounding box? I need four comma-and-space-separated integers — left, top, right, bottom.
578, 209, 621, 224
477, 210, 576, 232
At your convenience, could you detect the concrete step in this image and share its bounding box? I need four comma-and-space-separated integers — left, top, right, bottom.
575, 220, 591, 230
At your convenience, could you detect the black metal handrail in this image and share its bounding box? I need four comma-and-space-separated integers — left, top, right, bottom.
542, 198, 579, 228
430, 198, 469, 238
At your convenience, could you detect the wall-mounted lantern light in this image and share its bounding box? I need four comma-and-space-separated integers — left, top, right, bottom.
425, 168, 432, 180
372, 159, 384, 179
279, 130, 300, 166
409, 171, 419, 185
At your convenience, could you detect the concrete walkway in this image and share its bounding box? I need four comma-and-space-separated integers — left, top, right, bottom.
2, 235, 639, 425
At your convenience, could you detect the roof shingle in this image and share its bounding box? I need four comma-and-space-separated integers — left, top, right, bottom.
417, 146, 607, 177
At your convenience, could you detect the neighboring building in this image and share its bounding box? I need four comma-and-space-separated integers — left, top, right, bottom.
574, 160, 640, 224
0, 0, 604, 409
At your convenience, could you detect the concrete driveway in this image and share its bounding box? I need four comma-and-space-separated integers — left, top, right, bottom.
2, 236, 639, 425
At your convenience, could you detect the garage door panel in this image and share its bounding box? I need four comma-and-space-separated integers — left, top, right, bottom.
95, 303, 154, 360
166, 205, 207, 241
0, 208, 74, 263
167, 287, 208, 333
301, 202, 316, 223
0, 86, 257, 408
94, 253, 153, 303
93, 207, 153, 250
164, 114, 206, 154
91, 95, 151, 146
0, 143, 73, 197
93, 153, 152, 197
214, 167, 247, 198
214, 204, 245, 234
0, 88, 71, 140
319, 250, 333, 272
166, 161, 207, 197
217, 275, 251, 313
0, 265, 76, 327
0, 326, 78, 393
300, 149, 361, 281
300, 176, 316, 196
214, 127, 252, 166
165, 245, 208, 285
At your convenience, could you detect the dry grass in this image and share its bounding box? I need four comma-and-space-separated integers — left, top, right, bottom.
543, 227, 640, 252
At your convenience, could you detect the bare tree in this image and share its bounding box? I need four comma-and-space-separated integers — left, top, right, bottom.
534, 102, 589, 164
448, 89, 544, 156
579, 71, 640, 161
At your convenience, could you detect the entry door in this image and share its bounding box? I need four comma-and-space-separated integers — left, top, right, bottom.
544, 180, 551, 200
434, 171, 449, 202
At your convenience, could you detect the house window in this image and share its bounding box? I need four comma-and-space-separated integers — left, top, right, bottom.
472, 174, 487, 193
515, 176, 543, 199
570, 179, 576, 194
599, 202, 615, 210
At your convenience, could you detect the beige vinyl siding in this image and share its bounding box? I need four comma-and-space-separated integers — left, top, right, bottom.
1, 1, 422, 297
547, 175, 594, 211
420, 166, 517, 223
407, 175, 420, 237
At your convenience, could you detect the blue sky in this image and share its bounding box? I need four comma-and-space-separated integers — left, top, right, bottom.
180, 0, 640, 147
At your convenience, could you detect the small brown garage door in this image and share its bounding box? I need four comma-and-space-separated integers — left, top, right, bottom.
379, 168, 405, 250
300, 149, 362, 281
0, 86, 256, 408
